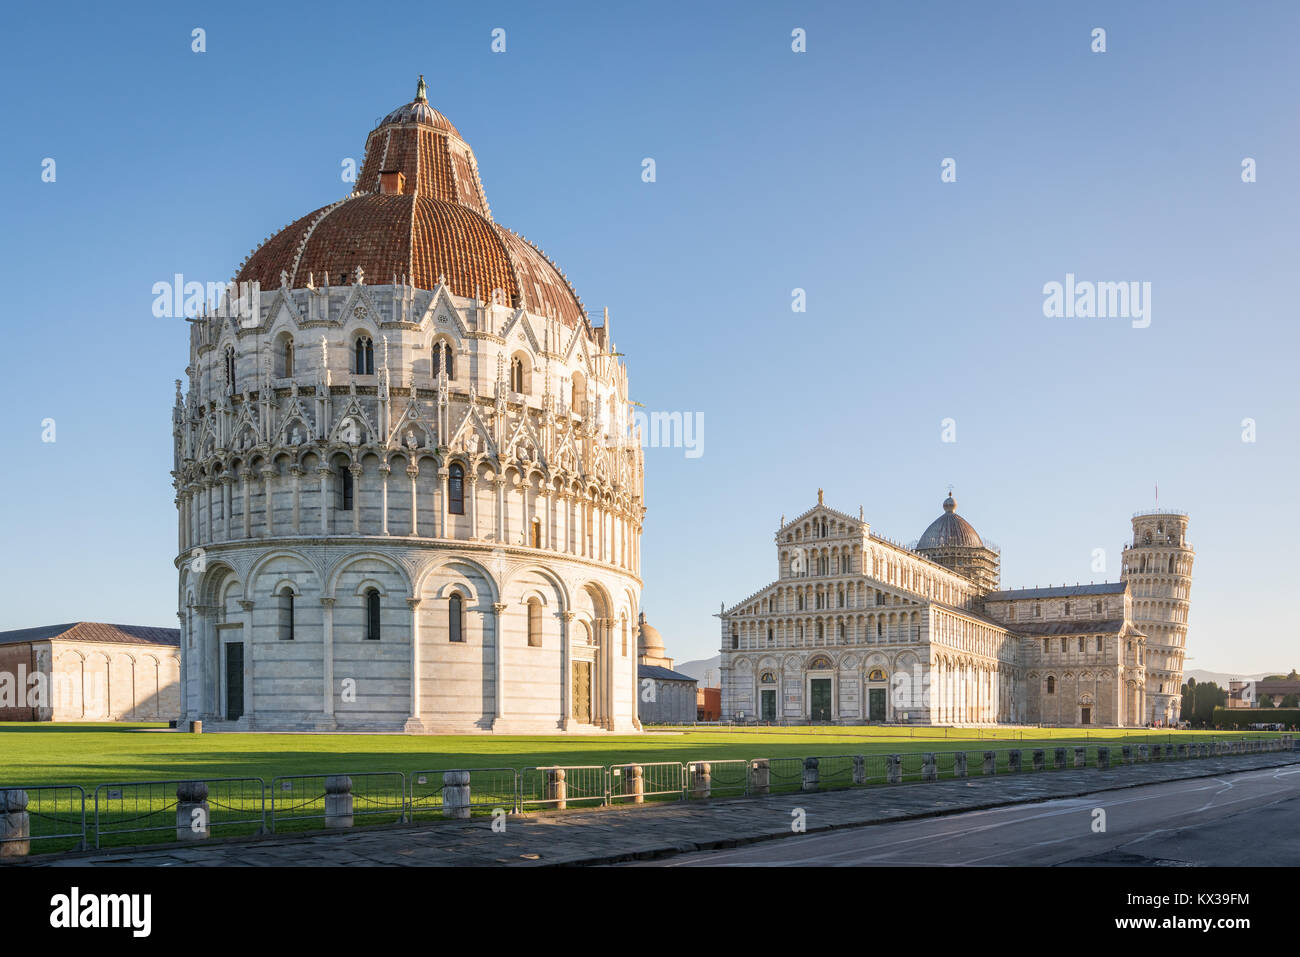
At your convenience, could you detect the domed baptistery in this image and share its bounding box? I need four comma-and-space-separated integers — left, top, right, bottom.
172, 79, 645, 733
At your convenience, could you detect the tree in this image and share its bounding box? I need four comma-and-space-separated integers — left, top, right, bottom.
1189, 682, 1226, 726
1181, 679, 1196, 722
1282, 694, 1299, 708
1258, 693, 1275, 708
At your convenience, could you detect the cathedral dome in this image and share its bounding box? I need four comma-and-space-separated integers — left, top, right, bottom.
236, 78, 588, 327
638, 612, 665, 657
917, 494, 984, 549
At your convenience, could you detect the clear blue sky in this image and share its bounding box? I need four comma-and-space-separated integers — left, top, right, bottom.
2, 1, 1297, 674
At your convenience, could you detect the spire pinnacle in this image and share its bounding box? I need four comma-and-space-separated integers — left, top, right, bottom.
415, 74, 428, 102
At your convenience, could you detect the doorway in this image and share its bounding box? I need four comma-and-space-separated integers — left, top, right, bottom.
810, 678, 832, 722
761, 688, 776, 721
224, 641, 244, 721
1081, 706, 1091, 725
868, 687, 886, 721
572, 661, 592, 724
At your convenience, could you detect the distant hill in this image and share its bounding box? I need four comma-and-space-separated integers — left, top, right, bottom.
675, 655, 721, 685
1185, 669, 1270, 687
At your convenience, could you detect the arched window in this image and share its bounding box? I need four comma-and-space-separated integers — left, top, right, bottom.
1046, 676, 1056, 694
365, 588, 381, 640
510, 357, 525, 394
527, 598, 542, 647
448, 464, 464, 514
279, 588, 294, 640
1168, 555, 1176, 573
621, 616, 628, 656
767, 627, 773, 644
531, 518, 542, 549
280, 336, 294, 377
449, 593, 464, 642
432, 340, 454, 379
224, 346, 236, 392
338, 465, 354, 510
355, 336, 374, 375
570, 373, 586, 414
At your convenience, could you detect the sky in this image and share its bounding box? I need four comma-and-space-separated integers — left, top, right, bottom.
1, 0, 1297, 675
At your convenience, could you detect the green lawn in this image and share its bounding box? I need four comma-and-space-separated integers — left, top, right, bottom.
0, 723, 1282, 853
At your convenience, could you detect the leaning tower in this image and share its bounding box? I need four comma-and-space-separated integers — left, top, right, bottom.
1121, 510, 1194, 725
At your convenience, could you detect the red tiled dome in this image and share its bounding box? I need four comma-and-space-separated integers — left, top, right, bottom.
237, 78, 588, 327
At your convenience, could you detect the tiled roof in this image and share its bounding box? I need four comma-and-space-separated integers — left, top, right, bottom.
985, 582, 1127, 601
236, 87, 588, 327
0, 622, 180, 648
638, 664, 698, 684
1009, 618, 1128, 637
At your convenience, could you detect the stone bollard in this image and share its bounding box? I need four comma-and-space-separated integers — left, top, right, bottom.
1177, 744, 1188, 760
1151, 745, 1162, 761
955, 752, 968, 778
442, 771, 471, 818
324, 775, 354, 828
922, 753, 937, 782
1054, 748, 1067, 770
750, 759, 770, 796
624, 765, 645, 804
1121, 745, 1132, 765
1032, 749, 1045, 772
1138, 745, 1149, 762
1097, 747, 1110, 769
852, 755, 866, 786
189, 719, 202, 734
1201, 743, 1210, 758
802, 757, 820, 792
546, 768, 568, 810
1008, 750, 1022, 773
692, 763, 712, 800
0, 789, 30, 859
886, 754, 902, 784
176, 781, 210, 841
1074, 747, 1086, 768
983, 751, 996, 776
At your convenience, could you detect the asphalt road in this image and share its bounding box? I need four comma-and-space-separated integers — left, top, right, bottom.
639, 762, 1300, 866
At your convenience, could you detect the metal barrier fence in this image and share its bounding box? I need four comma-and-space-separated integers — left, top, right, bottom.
687, 760, 748, 798
610, 762, 687, 803
270, 772, 408, 833
517, 766, 608, 810
93, 777, 265, 849
766, 757, 806, 793
409, 768, 518, 818
0, 785, 86, 854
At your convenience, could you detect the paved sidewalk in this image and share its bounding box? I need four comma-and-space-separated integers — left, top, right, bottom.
24, 752, 1298, 867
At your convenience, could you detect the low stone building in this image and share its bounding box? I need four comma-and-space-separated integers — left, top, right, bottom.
636, 613, 697, 725
0, 622, 181, 721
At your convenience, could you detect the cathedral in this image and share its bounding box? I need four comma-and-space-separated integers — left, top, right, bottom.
172, 79, 644, 732
719, 493, 1193, 728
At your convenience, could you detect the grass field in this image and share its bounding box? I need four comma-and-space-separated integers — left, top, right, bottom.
0, 723, 1282, 853
0, 722, 1276, 788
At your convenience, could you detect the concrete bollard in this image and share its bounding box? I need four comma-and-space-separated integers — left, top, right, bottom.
922, 753, 937, 782
442, 771, 471, 818
1032, 749, 1045, 772
886, 754, 902, 784
750, 759, 770, 796
955, 752, 968, 778
324, 775, 354, 828
983, 751, 996, 775
852, 755, 866, 786
692, 763, 712, 800
1097, 747, 1110, 769
1177, 744, 1188, 760
0, 789, 30, 859
1008, 750, 1022, 773
1054, 748, 1067, 770
624, 765, 645, 804
176, 781, 210, 841
802, 757, 820, 792
1121, 745, 1132, 764
546, 768, 568, 809
1151, 745, 1162, 761
1074, 747, 1086, 768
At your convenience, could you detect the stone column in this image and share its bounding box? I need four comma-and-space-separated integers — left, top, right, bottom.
751, 758, 771, 795
240, 468, 252, 538
289, 465, 302, 534
318, 467, 331, 535
320, 598, 336, 727
922, 753, 937, 782
852, 755, 867, 784
0, 789, 30, 858
494, 478, 506, 543
983, 750, 996, 775
379, 463, 390, 535
624, 765, 645, 804
238, 598, 255, 722
1008, 749, 1022, 773
1074, 746, 1086, 768
1032, 749, 1045, 771
492, 602, 507, 728
408, 466, 420, 537
262, 467, 274, 536
886, 754, 901, 784
559, 612, 573, 730
467, 475, 478, 540
802, 757, 820, 791
350, 464, 362, 535
1097, 746, 1110, 769
405, 598, 424, 732
442, 771, 470, 818
955, 751, 968, 778
1053, 747, 1066, 770
221, 476, 233, 542
691, 762, 712, 800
